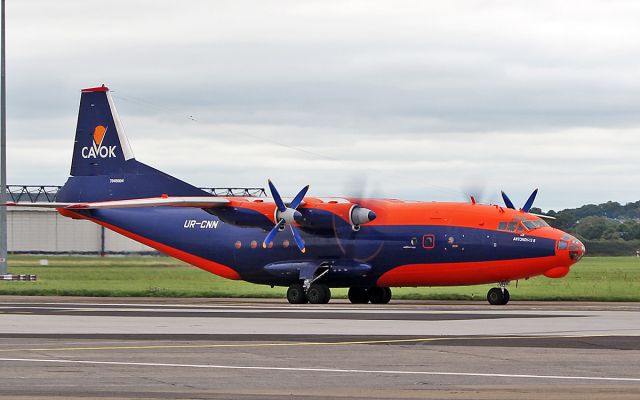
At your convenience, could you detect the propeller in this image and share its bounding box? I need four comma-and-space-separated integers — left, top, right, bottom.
501, 188, 538, 213
263, 180, 309, 253
331, 199, 382, 263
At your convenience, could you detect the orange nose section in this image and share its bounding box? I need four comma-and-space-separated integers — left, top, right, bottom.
545, 233, 585, 278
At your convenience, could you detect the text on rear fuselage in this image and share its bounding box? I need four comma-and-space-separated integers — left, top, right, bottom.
184, 220, 219, 229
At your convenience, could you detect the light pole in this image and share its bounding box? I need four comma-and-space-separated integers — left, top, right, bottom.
0, 0, 7, 275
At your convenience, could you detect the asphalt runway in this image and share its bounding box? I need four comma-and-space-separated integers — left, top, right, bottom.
1, 297, 639, 399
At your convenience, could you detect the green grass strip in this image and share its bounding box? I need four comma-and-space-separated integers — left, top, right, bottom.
1, 256, 639, 301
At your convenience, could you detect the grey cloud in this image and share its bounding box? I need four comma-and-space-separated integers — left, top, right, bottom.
5, 0, 640, 209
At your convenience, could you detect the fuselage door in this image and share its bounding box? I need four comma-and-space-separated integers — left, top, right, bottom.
422, 234, 435, 249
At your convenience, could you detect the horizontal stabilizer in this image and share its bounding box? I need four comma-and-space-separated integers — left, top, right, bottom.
5, 196, 229, 209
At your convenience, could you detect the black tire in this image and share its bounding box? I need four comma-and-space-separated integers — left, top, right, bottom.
487, 287, 505, 305
287, 284, 308, 304
381, 287, 392, 304
368, 287, 391, 304
307, 284, 331, 304
501, 288, 510, 305
323, 285, 332, 304
348, 287, 369, 304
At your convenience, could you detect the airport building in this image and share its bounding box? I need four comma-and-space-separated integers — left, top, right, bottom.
5, 185, 266, 254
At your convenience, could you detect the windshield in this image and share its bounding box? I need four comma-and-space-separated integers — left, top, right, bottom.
522, 219, 549, 230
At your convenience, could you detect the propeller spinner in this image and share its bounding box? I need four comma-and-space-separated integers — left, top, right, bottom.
263, 180, 309, 253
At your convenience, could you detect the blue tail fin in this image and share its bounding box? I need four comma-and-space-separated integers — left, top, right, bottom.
57, 85, 207, 202
69, 85, 135, 176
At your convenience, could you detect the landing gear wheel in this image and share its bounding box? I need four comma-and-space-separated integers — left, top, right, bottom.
307, 284, 331, 304
368, 287, 392, 304
487, 287, 509, 305
381, 287, 392, 304
348, 287, 369, 304
287, 284, 308, 304
501, 288, 510, 305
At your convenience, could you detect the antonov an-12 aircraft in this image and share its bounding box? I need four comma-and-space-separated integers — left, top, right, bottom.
7, 85, 585, 305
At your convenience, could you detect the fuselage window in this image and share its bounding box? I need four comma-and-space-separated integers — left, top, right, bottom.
498, 222, 507, 230
557, 241, 568, 250
507, 222, 518, 232
410, 237, 418, 246
422, 234, 435, 249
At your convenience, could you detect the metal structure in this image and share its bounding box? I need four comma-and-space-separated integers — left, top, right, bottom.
1, 0, 7, 275
199, 187, 267, 197
6, 185, 61, 203
5, 185, 266, 203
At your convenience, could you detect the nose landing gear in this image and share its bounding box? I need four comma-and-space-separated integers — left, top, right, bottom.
487, 282, 510, 305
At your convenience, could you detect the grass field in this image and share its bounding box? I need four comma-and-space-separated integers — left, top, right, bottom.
1, 255, 639, 301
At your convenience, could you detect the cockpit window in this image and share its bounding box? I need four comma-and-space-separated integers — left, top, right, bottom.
499, 219, 548, 232
523, 219, 549, 230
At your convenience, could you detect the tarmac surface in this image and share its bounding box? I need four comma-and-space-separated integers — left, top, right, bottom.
0, 296, 639, 399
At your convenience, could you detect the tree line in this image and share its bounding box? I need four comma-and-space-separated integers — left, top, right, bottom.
530, 201, 640, 256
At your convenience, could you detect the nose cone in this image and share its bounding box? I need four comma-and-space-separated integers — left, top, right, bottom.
545, 232, 584, 278
556, 233, 585, 262
568, 237, 586, 262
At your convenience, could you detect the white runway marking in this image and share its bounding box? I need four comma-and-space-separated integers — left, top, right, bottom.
2, 357, 639, 383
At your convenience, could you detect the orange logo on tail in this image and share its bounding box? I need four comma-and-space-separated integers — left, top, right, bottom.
81, 125, 117, 159
93, 125, 107, 146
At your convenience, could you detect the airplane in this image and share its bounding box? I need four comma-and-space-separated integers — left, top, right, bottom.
6, 85, 586, 305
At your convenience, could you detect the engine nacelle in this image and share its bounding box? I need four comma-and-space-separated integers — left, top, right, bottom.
350, 206, 377, 226
294, 205, 377, 231
204, 207, 272, 229
294, 208, 337, 230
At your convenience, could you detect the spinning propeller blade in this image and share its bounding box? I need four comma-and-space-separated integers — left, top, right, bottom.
268, 180, 287, 213
501, 191, 515, 210
263, 220, 285, 248
501, 188, 539, 212
522, 188, 538, 213
263, 180, 308, 253
290, 185, 309, 209
290, 225, 306, 253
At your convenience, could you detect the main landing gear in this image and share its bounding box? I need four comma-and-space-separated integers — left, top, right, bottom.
286, 283, 331, 304
348, 287, 392, 304
487, 282, 510, 305
286, 284, 392, 305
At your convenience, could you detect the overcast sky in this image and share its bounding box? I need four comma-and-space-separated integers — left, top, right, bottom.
5, 0, 640, 210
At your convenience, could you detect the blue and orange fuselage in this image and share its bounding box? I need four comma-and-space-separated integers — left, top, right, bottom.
59, 198, 585, 288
